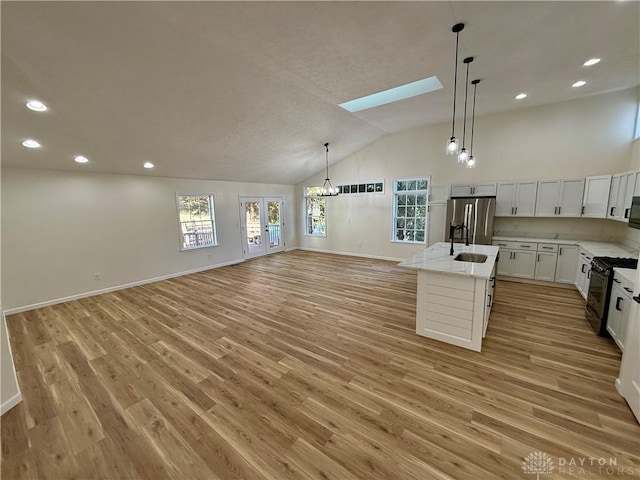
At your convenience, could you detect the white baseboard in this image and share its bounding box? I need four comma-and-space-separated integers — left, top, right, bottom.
3, 258, 244, 315
0, 392, 22, 416
298, 247, 403, 263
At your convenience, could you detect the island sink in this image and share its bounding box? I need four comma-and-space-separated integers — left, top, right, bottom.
454, 253, 488, 263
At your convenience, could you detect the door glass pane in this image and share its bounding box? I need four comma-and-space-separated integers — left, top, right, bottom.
245, 201, 262, 254
267, 201, 281, 249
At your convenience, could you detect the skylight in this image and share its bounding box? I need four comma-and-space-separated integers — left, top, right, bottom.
339, 76, 443, 113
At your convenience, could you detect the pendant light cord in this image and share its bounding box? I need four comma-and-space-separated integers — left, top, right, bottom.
470, 81, 478, 154
451, 31, 460, 138
325, 143, 330, 180
461, 60, 471, 148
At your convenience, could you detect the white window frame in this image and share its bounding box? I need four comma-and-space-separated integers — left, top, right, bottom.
304, 186, 327, 237
391, 177, 430, 244
176, 193, 218, 251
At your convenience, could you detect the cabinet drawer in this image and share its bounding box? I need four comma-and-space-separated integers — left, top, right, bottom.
493, 240, 537, 250
537, 243, 558, 253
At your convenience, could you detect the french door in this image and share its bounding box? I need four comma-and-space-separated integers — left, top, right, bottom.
240, 197, 284, 259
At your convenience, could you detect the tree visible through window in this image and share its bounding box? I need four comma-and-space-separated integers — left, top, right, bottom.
304, 187, 326, 236
178, 194, 217, 249
393, 178, 429, 243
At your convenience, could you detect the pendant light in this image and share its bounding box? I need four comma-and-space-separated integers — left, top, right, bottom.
319, 142, 339, 196
467, 79, 480, 169
457, 56, 474, 164
446, 23, 465, 156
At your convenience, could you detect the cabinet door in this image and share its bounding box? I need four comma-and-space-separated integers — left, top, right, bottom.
635, 171, 640, 196
427, 203, 446, 246
555, 244, 578, 284
608, 174, 622, 219
514, 181, 538, 216
534, 252, 558, 282
558, 178, 585, 217
606, 285, 628, 351
582, 175, 612, 218
450, 185, 473, 197
575, 259, 588, 298
535, 180, 561, 216
622, 171, 638, 220
429, 185, 449, 203
511, 250, 536, 279
495, 182, 516, 216
473, 183, 497, 196
496, 250, 513, 276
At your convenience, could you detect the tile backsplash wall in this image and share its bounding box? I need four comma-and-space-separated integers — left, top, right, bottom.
494, 217, 639, 250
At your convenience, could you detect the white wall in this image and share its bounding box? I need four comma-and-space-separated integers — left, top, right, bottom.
2, 168, 296, 311
1, 164, 22, 415
297, 88, 639, 259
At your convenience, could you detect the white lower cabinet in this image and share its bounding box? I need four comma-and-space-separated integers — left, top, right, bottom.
575, 250, 593, 300
554, 244, 579, 284
607, 282, 631, 351
534, 252, 558, 281
497, 249, 536, 278
512, 250, 536, 278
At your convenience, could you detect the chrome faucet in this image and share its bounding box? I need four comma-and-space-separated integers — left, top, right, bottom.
449, 223, 470, 255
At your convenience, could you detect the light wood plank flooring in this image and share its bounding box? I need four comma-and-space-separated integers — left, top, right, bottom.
2, 250, 639, 479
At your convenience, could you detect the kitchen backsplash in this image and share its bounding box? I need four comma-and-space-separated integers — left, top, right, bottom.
494, 217, 640, 251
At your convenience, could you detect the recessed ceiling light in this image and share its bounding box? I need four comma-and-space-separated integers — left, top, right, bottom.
143, 162, 154, 169
74, 155, 89, 164
21, 139, 41, 148
26, 100, 48, 112
583, 58, 601, 66
339, 76, 443, 113
515, 93, 527, 100
572, 80, 587, 88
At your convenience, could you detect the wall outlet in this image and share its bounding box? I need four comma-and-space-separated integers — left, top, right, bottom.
207, 253, 212, 260
94, 273, 101, 280
356, 242, 363, 248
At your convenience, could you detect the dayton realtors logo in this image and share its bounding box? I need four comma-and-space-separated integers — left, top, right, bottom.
522, 451, 554, 479
522, 451, 638, 477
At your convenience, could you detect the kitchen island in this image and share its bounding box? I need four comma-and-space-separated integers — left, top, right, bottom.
398, 242, 500, 352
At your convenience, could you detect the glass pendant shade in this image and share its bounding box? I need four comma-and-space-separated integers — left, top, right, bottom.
458, 148, 469, 163
446, 137, 459, 155
467, 156, 476, 168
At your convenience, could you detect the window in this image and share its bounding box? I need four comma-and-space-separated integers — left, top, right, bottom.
392, 177, 429, 243
177, 194, 217, 250
304, 187, 326, 236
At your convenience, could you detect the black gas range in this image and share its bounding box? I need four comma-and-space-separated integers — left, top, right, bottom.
586, 256, 638, 336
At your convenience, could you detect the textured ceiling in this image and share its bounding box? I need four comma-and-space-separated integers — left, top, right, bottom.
2, 1, 639, 184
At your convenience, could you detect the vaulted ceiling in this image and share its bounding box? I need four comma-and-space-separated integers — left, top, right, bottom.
2, 2, 639, 184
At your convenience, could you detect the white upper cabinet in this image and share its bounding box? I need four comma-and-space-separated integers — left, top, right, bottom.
495, 181, 537, 216
495, 182, 516, 216
535, 178, 584, 217
428, 185, 449, 204
607, 170, 638, 222
622, 171, 637, 220
450, 183, 497, 197
607, 174, 623, 219
582, 175, 612, 218
558, 178, 586, 216
535, 180, 561, 216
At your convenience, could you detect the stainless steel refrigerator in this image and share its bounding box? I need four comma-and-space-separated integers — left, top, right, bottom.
445, 196, 496, 245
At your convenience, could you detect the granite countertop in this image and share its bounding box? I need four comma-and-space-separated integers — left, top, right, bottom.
398, 242, 499, 279
614, 268, 638, 287
492, 236, 637, 258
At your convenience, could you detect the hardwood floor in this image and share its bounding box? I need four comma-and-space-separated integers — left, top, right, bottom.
2, 250, 639, 479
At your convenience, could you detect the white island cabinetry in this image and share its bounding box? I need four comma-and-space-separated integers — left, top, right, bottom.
398, 243, 499, 352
